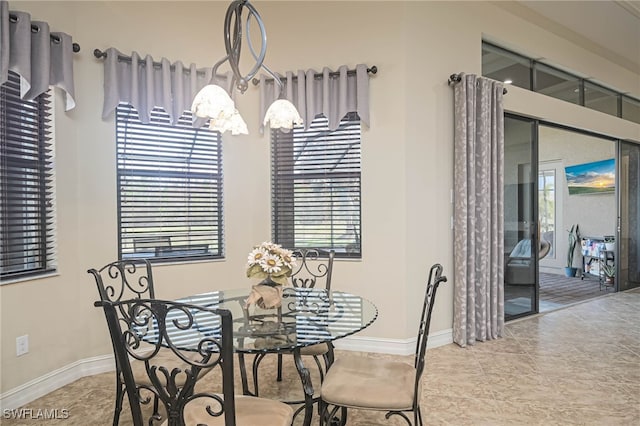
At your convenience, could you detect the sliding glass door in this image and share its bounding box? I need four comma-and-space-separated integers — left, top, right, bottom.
619, 142, 640, 290
504, 115, 538, 319
504, 116, 624, 321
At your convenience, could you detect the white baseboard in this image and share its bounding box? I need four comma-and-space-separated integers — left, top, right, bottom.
333, 328, 453, 355
0, 330, 453, 411
0, 355, 115, 411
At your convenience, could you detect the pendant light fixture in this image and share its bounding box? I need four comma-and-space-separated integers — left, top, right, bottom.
191, 0, 302, 135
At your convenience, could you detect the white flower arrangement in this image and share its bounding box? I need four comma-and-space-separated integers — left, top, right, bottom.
246, 242, 296, 285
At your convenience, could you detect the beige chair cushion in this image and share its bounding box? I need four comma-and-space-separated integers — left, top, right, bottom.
300, 342, 329, 356
164, 395, 293, 426
321, 356, 416, 410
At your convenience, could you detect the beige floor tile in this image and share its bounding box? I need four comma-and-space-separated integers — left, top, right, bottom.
3, 289, 638, 425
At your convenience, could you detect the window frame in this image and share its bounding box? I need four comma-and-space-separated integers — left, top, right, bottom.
1, 70, 57, 281
115, 104, 224, 263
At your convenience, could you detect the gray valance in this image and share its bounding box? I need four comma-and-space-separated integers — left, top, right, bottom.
258, 64, 371, 133
0, 0, 76, 110
101, 47, 235, 126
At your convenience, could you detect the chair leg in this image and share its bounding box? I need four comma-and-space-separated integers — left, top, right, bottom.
340, 407, 348, 426
152, 395, 160, 421
312, 355, 325, 382
276, 353, 283, 381
321, 404, 347, 426
113, 376, 123, 426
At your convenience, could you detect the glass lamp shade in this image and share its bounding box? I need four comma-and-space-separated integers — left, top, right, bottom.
263, 99, 303, 130
191, 84, 248, 135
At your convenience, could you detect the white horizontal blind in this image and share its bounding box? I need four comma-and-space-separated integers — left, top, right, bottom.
116, 105, 223, 262
0, 71, 56, 280
271, 112, 361, 257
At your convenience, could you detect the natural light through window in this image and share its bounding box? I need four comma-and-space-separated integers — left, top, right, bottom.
271, 113, 362, 257
539, 170, 556, 258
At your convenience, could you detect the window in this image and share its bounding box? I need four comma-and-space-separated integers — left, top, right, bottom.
622, 96, 640, 124
482, 41, 640, 124
271, 113, 361, 258
534, 63, 580, 105
584, 82, 618, 116
538, 169, 556, 258
116, 105, 223, 262
482, 42, 532, 90
1, 71, 56, 280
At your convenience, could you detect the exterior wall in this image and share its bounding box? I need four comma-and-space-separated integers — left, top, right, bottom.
1, 0, 639, 395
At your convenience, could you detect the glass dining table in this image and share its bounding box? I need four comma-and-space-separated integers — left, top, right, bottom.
169, 286, 378, 425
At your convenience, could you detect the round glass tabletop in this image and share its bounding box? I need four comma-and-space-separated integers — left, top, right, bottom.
176, 287, 378, 353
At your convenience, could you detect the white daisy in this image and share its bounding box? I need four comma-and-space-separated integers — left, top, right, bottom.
262, 241, 281, 252
247, 247, 268, 266
278, 248, 296, 268
260, 253, 283, 274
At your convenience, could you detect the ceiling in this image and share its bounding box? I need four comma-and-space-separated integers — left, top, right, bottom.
497, 1, 640, 74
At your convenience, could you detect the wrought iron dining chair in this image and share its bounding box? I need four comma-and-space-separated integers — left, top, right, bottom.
280, 248, 335, 381
88, 260, 156, 425
96, 298, 294, 426
241, 248, 335, 396
89, 260, 214, 425
320, 263, 447, 426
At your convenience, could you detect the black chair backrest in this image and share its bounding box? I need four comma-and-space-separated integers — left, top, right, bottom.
95, 298, 236, 426
290, 248, 335, 290
413, 264, 447, 399
88, 259, 155, 303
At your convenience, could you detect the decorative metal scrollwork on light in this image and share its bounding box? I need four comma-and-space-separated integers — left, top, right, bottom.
191, 0, 302, 135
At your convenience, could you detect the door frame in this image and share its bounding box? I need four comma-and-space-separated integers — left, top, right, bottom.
504, 113, 540, 321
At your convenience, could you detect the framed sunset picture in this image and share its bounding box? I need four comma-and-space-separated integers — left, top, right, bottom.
565, 158, 615, 195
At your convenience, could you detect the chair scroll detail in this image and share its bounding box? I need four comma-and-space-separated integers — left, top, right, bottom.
89, 259, 155, 303
320, 263, 448, 426
290, 248, 335, 291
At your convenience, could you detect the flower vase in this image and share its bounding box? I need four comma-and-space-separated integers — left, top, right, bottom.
245, 275, 283, 310
259, 274, 279, 287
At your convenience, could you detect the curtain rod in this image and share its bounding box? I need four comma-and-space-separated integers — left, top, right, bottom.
448, 73, 508, 94
251, 65, 378, 86
9, 13, 80, 53
94, 49, 378, 84
93, 48, 221, 78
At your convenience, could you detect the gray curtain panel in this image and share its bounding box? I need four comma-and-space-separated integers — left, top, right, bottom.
258, 64, 370, 133
0, 0, 75, 110
101, 47, 233, 127
453, 74, 505, 347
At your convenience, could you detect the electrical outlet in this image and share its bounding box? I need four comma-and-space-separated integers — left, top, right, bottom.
16, 335, 29, 356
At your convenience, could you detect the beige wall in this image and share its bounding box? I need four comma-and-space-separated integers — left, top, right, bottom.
1, 1, 639, 394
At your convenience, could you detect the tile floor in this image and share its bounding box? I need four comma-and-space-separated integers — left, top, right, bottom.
3, 288, 639, 425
